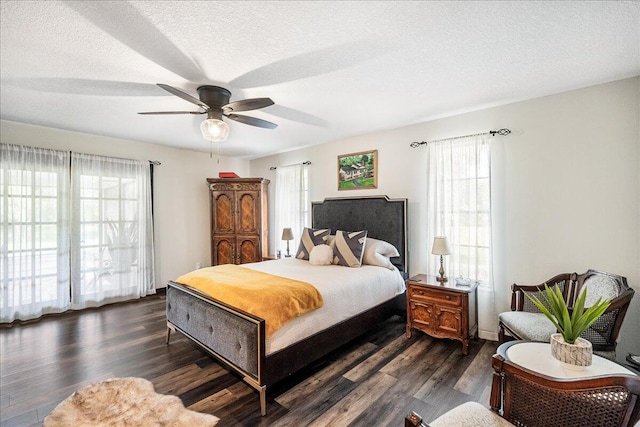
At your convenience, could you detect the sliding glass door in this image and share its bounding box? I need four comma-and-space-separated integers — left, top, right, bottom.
1, 145, 155, 322
0, 145, 71, 322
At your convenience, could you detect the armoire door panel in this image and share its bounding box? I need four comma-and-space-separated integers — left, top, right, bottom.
238, 236, 260, 264
237, 191, 260, 234
213, 237, 234, 265
213, 191, 235, 234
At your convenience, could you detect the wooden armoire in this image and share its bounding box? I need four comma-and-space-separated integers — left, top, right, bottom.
207, 178, 270, 265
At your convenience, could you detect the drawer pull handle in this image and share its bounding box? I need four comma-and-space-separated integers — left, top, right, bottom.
418, 290, 423, 295
446, 295, 451, 300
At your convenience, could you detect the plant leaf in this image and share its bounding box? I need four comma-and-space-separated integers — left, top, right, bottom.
524, 283, 610, 344
524, 285, 561, 332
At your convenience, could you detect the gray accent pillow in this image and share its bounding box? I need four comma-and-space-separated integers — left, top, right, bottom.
333, 230, 368, 267
296, 227, 330, 260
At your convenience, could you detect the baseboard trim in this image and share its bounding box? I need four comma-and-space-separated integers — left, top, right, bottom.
479, 330, 498, 342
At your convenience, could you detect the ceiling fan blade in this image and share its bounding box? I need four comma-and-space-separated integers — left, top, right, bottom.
66, 2, 205, 82
226, 114, 278, 129
138, 111, 205, 115
157, 84, 210, 111
224, 98, 274, 112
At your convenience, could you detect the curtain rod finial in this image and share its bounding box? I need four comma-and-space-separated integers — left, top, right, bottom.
493, 128, 511, 136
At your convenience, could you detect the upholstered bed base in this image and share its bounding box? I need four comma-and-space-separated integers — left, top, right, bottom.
166, 283, 262, 378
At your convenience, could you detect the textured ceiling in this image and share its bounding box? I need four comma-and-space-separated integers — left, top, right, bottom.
1, 1, 639, 158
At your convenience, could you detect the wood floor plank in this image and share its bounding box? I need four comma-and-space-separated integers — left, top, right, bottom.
413, 337, 485, 401
353, 340, 458, 426
275, 341, 376, 409
272, 376, 357, 426
342, 334, 411, 382
308, 371, 397, 427
379, 334, 434, 377
453, 340, 498, 397
0, 294, 499, 427
152, 362, 228, 396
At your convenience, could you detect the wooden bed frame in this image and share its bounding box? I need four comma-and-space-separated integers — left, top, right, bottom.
165, 195, 408, 415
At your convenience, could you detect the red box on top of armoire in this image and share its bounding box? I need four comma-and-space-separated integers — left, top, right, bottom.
218, 172, 240, 178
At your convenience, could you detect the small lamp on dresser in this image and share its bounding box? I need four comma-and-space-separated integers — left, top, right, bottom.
282, 228, 294, 257
432, 236, 452, 282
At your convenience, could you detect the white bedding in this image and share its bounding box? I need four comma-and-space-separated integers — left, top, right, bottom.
244, 257, 406, 354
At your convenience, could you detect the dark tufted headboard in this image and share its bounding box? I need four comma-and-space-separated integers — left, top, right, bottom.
311, 196, 408, 278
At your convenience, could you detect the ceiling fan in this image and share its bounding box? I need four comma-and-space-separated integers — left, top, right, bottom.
138, 84, 277, 141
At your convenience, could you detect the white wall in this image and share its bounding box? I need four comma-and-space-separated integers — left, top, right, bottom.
0, 120, 250, 288
250, 77, 640, 362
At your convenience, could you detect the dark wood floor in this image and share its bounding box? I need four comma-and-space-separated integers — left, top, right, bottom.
0, 293, 498, 426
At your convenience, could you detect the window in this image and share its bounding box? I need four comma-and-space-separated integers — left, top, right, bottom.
426, 135, 492, 284
70, 152, 155, 308
274, 164, 309, 257
1, 144, 154, 322
1, 145, 71, 321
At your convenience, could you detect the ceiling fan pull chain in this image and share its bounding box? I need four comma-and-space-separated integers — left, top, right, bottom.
210, 140, 212, 159
217, 141, 220, 164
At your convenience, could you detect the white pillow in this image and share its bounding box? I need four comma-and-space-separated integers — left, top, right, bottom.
309, 244, 333, 266
362, 237, 399, 270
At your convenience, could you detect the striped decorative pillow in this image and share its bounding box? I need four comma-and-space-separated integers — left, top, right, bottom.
296, 228, 331, 260
333, 230, 368, 267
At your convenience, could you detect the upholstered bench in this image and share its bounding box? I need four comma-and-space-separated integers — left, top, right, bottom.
498, 269, 634, 360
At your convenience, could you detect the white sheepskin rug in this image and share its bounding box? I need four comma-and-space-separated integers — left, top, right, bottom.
44, 377, 219, 427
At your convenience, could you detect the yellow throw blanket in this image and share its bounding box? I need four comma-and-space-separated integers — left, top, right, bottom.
176, 264, 324, 338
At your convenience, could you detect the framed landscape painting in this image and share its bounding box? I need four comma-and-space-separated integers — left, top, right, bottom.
337, 149, 378, 190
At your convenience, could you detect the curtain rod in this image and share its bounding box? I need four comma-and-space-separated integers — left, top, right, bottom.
149, 160, 161, 165
270, 160, 311, 170
409, 128, 511, 148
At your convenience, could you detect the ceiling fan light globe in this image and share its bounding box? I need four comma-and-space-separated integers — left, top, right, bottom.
200, 118, 230, 142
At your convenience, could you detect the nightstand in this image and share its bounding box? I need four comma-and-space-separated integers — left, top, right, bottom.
406, 274, 479, 355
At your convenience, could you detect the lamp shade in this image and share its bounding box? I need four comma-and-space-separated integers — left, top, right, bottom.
431, 236, 451, 255
200, 118, 230, 142
281, 228, 294, 241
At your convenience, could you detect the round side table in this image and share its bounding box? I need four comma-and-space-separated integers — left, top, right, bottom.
497, 341, 636, 379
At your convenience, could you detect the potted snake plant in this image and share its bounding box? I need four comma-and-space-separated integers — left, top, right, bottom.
526, 284, 610, 368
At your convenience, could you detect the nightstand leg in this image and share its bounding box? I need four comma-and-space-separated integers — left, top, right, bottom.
406, 324, 412, 338
462, 341, 469, 355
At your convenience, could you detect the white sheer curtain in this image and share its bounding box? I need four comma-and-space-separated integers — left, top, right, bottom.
274, 164, 309, 257
426, 134, 496, 336
1, 144, 155, 322
70, 153, 155, 308
1, 144, 71, 322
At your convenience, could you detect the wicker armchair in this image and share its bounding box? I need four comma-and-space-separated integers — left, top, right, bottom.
498, 269, 634, 359
405, 354, 640, 427
490, 353, 640, 427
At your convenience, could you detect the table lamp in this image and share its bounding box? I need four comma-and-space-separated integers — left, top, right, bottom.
282, 228, 294, 257
432, 236, 452, 282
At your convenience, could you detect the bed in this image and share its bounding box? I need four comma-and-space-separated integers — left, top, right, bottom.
165, 195, 408, 415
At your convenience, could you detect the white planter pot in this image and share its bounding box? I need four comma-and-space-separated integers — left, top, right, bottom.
550, 333, 592, 369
